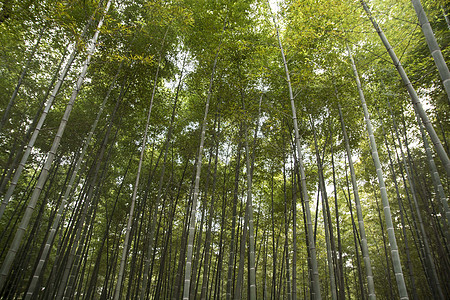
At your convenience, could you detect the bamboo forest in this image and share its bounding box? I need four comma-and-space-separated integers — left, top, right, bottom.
0, 0, 449, 299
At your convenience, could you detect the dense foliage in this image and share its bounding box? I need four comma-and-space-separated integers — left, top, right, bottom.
0, 0, 449, 299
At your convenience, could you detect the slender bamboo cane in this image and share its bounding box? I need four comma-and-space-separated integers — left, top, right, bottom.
411, 0, 450, 105
213, 153, 230, 300
329, 120, 345, 300
113, 27, 167, 300
0, 0, 106, 218
242, 94, 261, 300
271, 171, 278, 300
378, 112, 419, 300
138, 42, 183, 300
56, 94, 118, 300
407, 114, 446, 299
0, 46, 74, 220
2, 155, 62, 298
200, 113, 221, 300
311, 118, 337, 300
342, 182, 365, 300
235, 196, 248, 300
347, 44, 409, 299
183, 30, 224, 300
338, 104, 376, 299
291, 167, 298, 300
155, 162, 189, 299
173, 181, 194, 300
0, 0, 112, 290
24, 63, 123, 300
226, 142, 242, 300
371, 181, 395, 299
269, 4, 322, 298
84, 157, 132, 299
190, 186, 207, 299
0, 24, 46, 132
416, 113, 450, 237
360, 0, 450, 177
442, 5, 450, 30
0, 47, 67, 196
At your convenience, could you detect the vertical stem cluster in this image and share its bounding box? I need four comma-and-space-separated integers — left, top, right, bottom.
411, 0, 450, 104
182, 31, 224, 300
360, 0, 450, 177
347, 45, 409, 300
0, 0, 112, 290
269, 3, 322, 298
338, 102, 376, 300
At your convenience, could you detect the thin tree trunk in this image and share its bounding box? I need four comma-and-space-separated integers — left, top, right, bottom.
0, 45, 74, 219
242, 94, 261, 300
64, 185, 101, 299
360, 0, 450, 177
125, 190, 145, 300
182, 27, 224, 298
291, 146, 313, 300
338, 104, 376, 299
214, 151, 230, 300
2, 155, 62, 298
24, 62, 123, 300
416, 113, 450, 236
190, 188, 207, 300
442, 5, 450, 30
155, 161, 189, 300
347, 44, 409, 299
283, 163, 292, 300
56, 104, 118, 300
113, 26, 167, 300
387, 97, 445, 297
23, 154, 75, 296
0, 24, 45, 132
411, 0, 450, 104
85, 157, 132, 300
42, 164, 90, 299
226, 100, 243, 300
342, 181, 365, 300
291, 167, 298, 300
330, 126, 345, 300
311, 118, 337, 300
200, 113, 221, 300
269, 4, 322, 298
370, 178, 396, 299
235, 200, 248, 300
403, 114, 446, 299
0, 153, 44, 250
378, 113, 419, 300
278, 233, 286, 300
138, 42, 183, 300
263, 232, 268, 300
271, 171, 277, 300
0, 0, 107, 217
0, 47, 67, 197
172, 178, 194, 300
0, 1, 112, 289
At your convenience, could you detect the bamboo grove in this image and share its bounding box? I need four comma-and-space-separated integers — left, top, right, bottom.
0, 0, 449, 299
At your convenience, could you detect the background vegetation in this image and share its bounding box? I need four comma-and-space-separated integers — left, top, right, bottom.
0, 0, 448, 299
